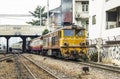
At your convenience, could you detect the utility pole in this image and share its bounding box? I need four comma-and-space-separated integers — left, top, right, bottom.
47, 0, 50, 31
97, 0, 104, 63
96, 38, 102, 63
72, 0, 75, 24
40, 7, 41, 26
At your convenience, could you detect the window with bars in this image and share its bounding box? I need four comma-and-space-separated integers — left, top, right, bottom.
92, 15, 96, 25
82, 1, 89, 12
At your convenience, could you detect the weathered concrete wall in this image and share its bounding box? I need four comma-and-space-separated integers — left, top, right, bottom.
0, 25, 47, 35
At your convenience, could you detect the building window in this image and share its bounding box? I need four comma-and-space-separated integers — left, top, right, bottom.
106, 7, 120, 29
82, 5, 85, 11
86, 5, 88, 12
82, 1, 89, 12
92, 15, 96, 25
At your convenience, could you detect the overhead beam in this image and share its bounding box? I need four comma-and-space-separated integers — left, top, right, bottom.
0, 14, 32, 17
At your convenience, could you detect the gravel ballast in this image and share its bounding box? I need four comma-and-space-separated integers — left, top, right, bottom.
23, 54, 120, 79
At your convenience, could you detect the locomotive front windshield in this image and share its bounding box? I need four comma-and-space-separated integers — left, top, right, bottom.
64, 30, 74, 36
75, 29, 84, 36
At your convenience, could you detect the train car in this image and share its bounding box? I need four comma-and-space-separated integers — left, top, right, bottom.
26, 40, 31, 52
0, 44, 6, 53
11, 41, 22, 53
29, 37, 43, 54
41, 25, 88, 60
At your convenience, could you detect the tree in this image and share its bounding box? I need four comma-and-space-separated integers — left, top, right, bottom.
42, 29, 49, 35
26, 6, 47, 26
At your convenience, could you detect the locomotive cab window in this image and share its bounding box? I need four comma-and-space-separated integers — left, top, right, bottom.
75, 29, 84, 36
58, 31, 61, 38
64, 30, 74, 36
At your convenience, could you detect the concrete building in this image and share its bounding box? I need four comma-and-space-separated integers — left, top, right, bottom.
89, 0, 120, 65
74, 0, 89, 31
89, 0, 120, 39
49, 0, 89, 32
0, 25, 46, 35
49, 7, 61, 30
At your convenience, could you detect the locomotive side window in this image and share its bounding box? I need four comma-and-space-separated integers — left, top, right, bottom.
43, 39, 46, 46
58, 31, 61, 38
75, 30, 84, 36
52, 37, 55, 45
64, 30, 74, 36
52, 36, 58, 45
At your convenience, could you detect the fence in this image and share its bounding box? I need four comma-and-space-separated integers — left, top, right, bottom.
88, 35, 120, 65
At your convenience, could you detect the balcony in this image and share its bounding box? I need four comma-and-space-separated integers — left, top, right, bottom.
106, 7, 120, 29
105, 0, 120, 11
75, 12, 89, 21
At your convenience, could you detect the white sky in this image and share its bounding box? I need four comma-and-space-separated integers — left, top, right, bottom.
0, 0, 61, 46
0, 0, 61, 14
0, 0, 61, 25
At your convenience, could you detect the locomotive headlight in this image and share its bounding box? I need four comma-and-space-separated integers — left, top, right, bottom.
80, 41, 89, 46
64, 42, 69, 46
80, 42, 85, 46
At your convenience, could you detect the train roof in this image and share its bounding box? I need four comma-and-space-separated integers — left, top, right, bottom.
30, 25, 85, 40
42, 25, 85, 37
30, 36, 42, 41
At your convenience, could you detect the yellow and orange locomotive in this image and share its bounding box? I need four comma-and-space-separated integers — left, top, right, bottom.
39, 25, 88, 59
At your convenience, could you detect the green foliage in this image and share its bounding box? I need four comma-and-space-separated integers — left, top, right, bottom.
42, 29, 49, 35
26, 6, 47, 26
89, 53, 98, 62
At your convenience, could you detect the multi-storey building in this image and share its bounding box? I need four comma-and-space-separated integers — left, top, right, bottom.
49, 0, 89, 32
49, 7, 61, 30
89, 0, 120, 65
74, 0, 89, 31
89, 0, 120, 39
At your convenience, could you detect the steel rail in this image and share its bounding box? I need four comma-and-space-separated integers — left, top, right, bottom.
0, 55, 13, 62
78, 61, 120, 73
14, 53, 35, 79
0, 54, 13, 59
20, 59, 37, 79
13, 53, 22, 79
41, 56, 120, 73
21, 55, 61, 79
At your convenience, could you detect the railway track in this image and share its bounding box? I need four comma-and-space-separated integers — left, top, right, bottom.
21, 55, 76, 79
39, 55, 120, 73
1, 53, 75, 79
14, 53, 35, 79
60, 58, 120, 73
0, 54, 13, 62
20, 55, 60, 79
51, 57, 120, 73
78, 61, 120, 73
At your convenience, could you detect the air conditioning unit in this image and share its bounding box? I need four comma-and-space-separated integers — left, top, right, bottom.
108, 22, 116, 29
110, 25, 115, 28
75, 12, 80, 18
75, 12, 81, 21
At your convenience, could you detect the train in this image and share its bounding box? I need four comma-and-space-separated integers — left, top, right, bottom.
29, 37, 43, 54
11, 41, 22, 52
11, 25, 88, 60
11, 40, 30, 53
